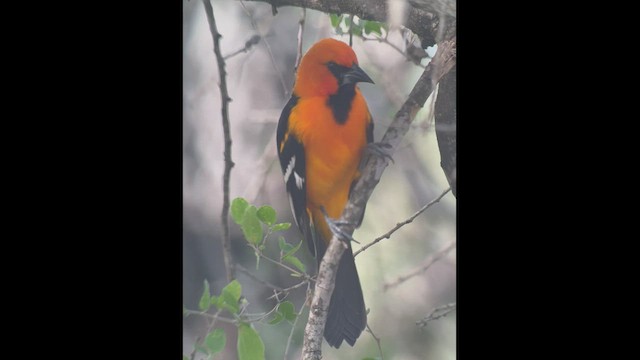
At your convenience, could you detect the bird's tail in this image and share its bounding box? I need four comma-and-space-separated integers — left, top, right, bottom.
308, 208, 367, 348
322, 244, 367, 348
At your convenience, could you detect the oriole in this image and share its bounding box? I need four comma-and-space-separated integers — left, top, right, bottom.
276, 38, 375, 348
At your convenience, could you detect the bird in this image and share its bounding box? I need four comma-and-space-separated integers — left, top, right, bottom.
276, 38, 375, 348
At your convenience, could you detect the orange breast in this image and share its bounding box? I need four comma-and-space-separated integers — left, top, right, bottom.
289, 90, 370, 240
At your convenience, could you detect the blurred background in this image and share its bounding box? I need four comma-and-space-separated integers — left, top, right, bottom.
183, 0, 456, 359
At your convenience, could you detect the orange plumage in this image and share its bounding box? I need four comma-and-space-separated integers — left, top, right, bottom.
277, 38, 375, 348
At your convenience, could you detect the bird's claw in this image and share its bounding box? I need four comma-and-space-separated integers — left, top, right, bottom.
366, 142, 394, 164
320, 207, 360, 244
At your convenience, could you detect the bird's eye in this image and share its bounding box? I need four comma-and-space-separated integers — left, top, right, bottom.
326, 61, 349, 79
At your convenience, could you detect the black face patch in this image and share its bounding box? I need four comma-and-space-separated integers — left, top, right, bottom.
327, 84, 356, 125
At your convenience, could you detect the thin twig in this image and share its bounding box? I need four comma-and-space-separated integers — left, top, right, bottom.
242, 133, 278, 203
267, 279, 310, 300
188, 308, 224, 360
189, 335, 200, 360
239, 1, 289, 96
223, 34, 261, 60
284, 281, 312, 360
202, 0, 235, 283
383, 241, 456, 291
416, 302, 456, 328
294, 8, 306, 71
362, 34, 427, 69
349, 14, 354, 47
252, 244, 314, 282
237, 263, 284, 291
184, 309, 237, 324
366, 323, 384, 360
354, 188, 451, 257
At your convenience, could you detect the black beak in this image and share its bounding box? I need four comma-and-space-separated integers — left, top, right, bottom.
341, 64, 374, 85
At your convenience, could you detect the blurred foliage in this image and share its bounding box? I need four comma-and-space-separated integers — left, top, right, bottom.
329, 14, 388, 37
185, 198, 303, 359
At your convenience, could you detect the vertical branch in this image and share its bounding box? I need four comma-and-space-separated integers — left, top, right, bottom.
348, 14, 354, 47
303, 236, 347, 360
294, 8, 306, 71
202, 0, 236, 282
239, 1, 290, 96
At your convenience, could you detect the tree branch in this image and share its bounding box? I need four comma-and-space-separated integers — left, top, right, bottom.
435, 64, 456, 197
303, 234, 347, 360
366, 323, 384, 360
416, 302, 456, 328
237, 263, 284, 292
294, 8, 306, 71
243, 0, 448, 47
383, 241, 456, 291
202, 0, 236, 283
302, 37, 456, 359
353, 187, 450, 257
239, 1, 290, 96
284, 281, 312, 360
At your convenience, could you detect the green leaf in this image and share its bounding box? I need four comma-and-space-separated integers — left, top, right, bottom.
237, 323, 265, 360
199, 279, 211, 311
196, 344, 209, 354
283, 240, 303, 259
344, 16, 351, 27
183, 356, 189, 360
257, 205, 277, 226
272, 222, 291, 231
219, 280, 242, 314
283, 255, 306, 273
240, 205, 263, 245
210, 295, 218, 307
205, 329, 226, 355
330, 14, 342, 28
278, 236, 294, 253
278, 301, 297, 323
268, 312, 284, 325
231, 198, 249, 224
364, 21, 383, 36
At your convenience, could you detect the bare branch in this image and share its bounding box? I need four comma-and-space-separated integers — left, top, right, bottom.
294, 8, 306, 71
284, 281, 312, 360
354, 187, 450, 257
348, 14, 354, 47
416, 302, 456, 328
435, 64, 457, 197
202, 0, 236, 283
237, 263, 285, 291
223, 34, 261, 60
383, 241, 456, 291
302, 36, 456, 359
250, 243, 314, 282
243, 0, 452, 47
239, 1, 290, 96
267, 279, 311, 301
366, 323, 384, 360
184, 309, 237, 324
303, 235, 347, 360
362, 34, 427, 69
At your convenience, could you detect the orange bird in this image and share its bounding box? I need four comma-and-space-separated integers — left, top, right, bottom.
276, 38, 374, 348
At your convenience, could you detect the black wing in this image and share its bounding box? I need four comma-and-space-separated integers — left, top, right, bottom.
276, 96, 316, 254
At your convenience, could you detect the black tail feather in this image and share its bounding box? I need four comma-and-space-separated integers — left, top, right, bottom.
322, 246, 367, 348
